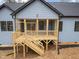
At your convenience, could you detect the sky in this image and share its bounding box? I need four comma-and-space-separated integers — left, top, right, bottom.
16, 0, 59, 2
0, 0, 79, 5
0, 0, 59, 5
47, 0, 59, 2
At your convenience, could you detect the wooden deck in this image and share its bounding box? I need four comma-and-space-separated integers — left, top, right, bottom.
12, 19, 59, 59
25, 35, 57, 40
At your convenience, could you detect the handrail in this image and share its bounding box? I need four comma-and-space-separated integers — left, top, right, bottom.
12, 32, 24, 42
32, 40, 44, 50
13, 31, 56, 40
23, 34, 44, 50
24, 39, 44, 55
12, 30, 57, 43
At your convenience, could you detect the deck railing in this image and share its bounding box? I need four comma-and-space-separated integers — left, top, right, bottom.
13, 30, 57, 39
25, 30, 56, 36
12, 30, 57, 42
12, 31, 44, 51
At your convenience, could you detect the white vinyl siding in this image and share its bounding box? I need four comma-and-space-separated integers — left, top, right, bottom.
59, 18, 79, 42
16, 0, 58, 19
0, 7, 14, 45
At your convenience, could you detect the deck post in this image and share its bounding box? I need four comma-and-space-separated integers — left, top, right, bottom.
36, 15, 39, 36
46, 40, 48, 51
16, 20, 18, 31
46, 19, 49, 36
24, 19, 28, 53
55, 20, 57, 35
56, 19, 59, 54
14, 44, 16, 59
23, 44, 26, 58
24, 19, 27, 33
46, 19, 49, 51
26, 46, 28, 53
16, 45, 18, 56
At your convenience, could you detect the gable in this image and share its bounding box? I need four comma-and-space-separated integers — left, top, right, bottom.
16, 0, 59, 19
0, 7, 13, 21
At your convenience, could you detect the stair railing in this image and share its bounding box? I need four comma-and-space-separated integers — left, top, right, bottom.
12, 31, 24, 42
32, 40, 44, 50
23, 34, 44, 51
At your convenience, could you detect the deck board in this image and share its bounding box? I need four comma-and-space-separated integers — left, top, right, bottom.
25, 35, 57, 40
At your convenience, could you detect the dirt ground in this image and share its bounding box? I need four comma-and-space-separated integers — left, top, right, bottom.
0, 45, 79, 59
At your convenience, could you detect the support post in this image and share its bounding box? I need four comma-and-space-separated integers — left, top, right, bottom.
55, 20, 57, 36
45, 19, 49, 51
56, 19, 59, 54
46, 19, 49, 36
23, 44, 25, 58
16, 45, 18, 56
24, 19, 27, 33
46, 40, 48, 51
16, 20, 18, 31
36, 16, 39, 36
14, 44, 16, 59
26, 46, 28, 53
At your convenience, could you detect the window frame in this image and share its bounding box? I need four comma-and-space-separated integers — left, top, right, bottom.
0, 21, 13, 31
39, 20, 46, 30
7, 21, 13, 31
48, 20, 55, 30
74, 21, 79, 32
59, 21, 63, 32
0, 21, 7, 31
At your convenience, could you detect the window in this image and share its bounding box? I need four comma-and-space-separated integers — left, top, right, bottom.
39, 20, 46, 30
59, 21, 63, 31
26, 20, 36, 31
27, 23, 36, 30
75, 21, 79, 31
48, 20, 55, 30
0, 21, 13, 31
1, 21, 6, 31
7, 21, 13, 31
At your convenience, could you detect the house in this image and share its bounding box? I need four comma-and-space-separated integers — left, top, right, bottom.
0, 0, 79, 58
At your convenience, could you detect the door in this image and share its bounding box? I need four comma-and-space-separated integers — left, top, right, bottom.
20, 20, 36, 32
26, 20, 36, 35
26, 20, 36, 31
20, 20, 24, 32
27, 23, 36, 31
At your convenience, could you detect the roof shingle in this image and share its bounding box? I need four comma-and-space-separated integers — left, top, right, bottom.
1, 2, 79, 16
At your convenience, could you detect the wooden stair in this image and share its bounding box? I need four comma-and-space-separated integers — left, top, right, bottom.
13, 34, 44, 55
24, 39, 44, 55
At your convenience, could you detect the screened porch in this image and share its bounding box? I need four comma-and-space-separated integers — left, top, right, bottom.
15, 19, 59, 40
